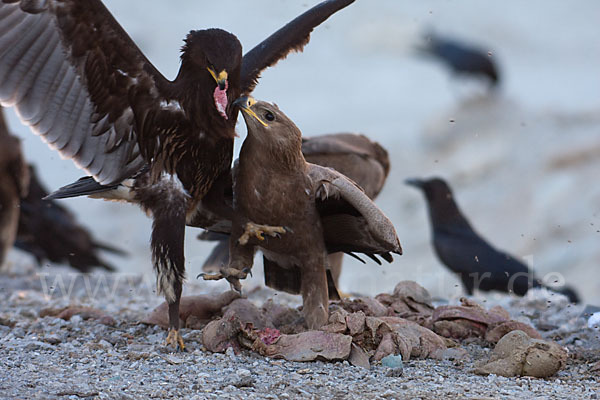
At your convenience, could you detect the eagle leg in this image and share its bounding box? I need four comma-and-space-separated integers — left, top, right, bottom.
142, 186, 187, 352
238, 221, 287, 245
301, 257, 330, 330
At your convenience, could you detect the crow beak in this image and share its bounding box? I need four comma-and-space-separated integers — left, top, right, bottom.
234, 96, 268, 127
405, 178, 425, 188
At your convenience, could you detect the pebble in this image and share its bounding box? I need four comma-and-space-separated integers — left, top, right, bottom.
225, 347, 236, 358
381, 354, 403, 369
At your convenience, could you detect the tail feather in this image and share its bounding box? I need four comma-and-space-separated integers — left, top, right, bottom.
45, 176, 117, 200
92, 241, 128, 256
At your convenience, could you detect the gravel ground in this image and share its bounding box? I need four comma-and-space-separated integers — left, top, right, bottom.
0, 269, 599, 400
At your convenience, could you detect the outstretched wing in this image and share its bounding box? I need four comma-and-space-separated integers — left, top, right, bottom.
302, 133, 390, 199
241, 0, 354, 93
0, 1, 180, 185
308, 164, 402, 261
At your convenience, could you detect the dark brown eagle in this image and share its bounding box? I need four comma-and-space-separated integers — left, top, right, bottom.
212, 98, 401, 329
0, 0, 355, 349
0, 107, 29, 268
200, 132, 391, 287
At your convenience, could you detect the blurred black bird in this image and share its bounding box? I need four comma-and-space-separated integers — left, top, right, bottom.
15, 165, 125, 273
199, 132, 391, 286
406, 177, 579, 303
0, 0, 354, 349
0, 107, 29, 268
417, 31, 500, 87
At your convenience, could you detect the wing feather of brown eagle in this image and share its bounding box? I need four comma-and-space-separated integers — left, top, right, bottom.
308, 163, 402, 257
0, 0, 181, 185
241, 0, 355, 93
302, 133, 390, 198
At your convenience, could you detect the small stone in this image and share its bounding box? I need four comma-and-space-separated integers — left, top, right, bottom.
24, 341, 55, 351
381, 354, 403, 369
232, 375, 255, 388
70, 315, 83, 325
43, 334, 62, 345
165, 355, 183, 365
236, 368, 251, 377
385, 367, 403, 377
225, 347, 236, 358
297, 368, 312, 375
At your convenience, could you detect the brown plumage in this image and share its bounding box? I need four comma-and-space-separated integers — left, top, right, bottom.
0, 0, 355, 349
226, 98, 401, 329
200, 133, 391, 286
0, 108, 29, 268
302, 133, 390, 284
15, 166, 125, 272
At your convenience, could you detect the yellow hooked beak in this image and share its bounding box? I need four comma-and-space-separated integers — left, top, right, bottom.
233, 96, 268, 127
207, 67, 228, 90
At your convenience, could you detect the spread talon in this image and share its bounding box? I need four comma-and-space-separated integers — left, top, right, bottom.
238, 222, 287, 245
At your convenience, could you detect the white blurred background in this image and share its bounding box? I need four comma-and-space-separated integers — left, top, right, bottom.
5, 1, 600, 303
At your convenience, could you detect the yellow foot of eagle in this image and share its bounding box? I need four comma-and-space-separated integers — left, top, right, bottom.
165, 328, 185, 352
238, 222, 287, 245
198, 266, 251, 293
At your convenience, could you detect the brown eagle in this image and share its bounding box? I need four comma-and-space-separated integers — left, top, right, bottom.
211, 98, 401, 329
199, 132, 391, 287
0, 0, 355, 349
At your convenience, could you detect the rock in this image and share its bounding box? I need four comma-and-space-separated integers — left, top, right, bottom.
348, 343, 370, 369
39, 306, 116, 326
143, 291, 240, 329
440, 347, 469, 362
375, 281, 434, 324
485, 321, 542, 343
224, 298, 274, 330
262, 299, 303, 333
202, 316, 242, 353
379, 317, 447, 360
588, 311, 600, 330
474, 330, 568, 378
24, 341, 55, 351
381, 354, 403, 368
335, 297, 389, 317
250, 330, 352, 362
346, 311, 366, 336
43, 334, 62, 345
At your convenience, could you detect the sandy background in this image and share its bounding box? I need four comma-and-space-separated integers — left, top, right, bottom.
5, 1, 600, 303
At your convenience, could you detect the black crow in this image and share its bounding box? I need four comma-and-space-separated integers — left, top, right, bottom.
417, 31, 500, 87
406, 177, 579, 303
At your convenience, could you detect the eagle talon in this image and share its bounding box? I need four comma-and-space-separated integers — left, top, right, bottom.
198, 272, 224, 281
165, 328, 185, 352
238, 222, 287, 245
